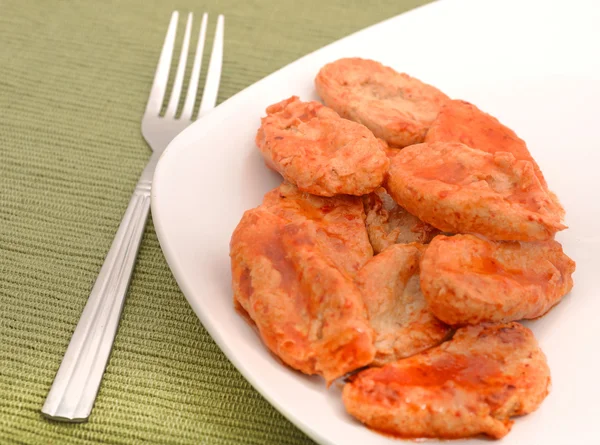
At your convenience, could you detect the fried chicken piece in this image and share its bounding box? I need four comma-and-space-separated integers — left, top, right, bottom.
255, 96, 389, 197
355, 244, 451, 365
315, 58, 449, 147
343, 322, 550, 439
231, 203, 375, 383
424, 99, 564, 216
420, 234, 575, 325
386, 142, 565, 241
363, 188, 439, 254
425, 100, 538, 171
262, 182, 372, 276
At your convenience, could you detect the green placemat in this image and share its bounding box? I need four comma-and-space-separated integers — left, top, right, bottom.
0, 0, 432, 443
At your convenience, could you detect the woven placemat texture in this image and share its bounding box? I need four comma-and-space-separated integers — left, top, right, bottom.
0, 0, 432, 443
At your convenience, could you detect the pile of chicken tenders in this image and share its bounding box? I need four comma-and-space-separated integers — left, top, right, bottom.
230, 58, 576, 440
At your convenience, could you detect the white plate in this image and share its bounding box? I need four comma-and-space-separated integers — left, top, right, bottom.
151, 0, 600, 443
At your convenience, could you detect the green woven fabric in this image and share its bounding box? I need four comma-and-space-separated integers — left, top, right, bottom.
0, 0, 432, 443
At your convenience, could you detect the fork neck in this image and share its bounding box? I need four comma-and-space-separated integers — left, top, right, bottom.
139, 150, 163, 186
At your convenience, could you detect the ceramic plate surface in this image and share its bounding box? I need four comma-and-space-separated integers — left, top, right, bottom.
152, 0, 600, 443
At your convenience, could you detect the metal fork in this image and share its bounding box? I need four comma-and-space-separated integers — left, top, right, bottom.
41, 11, 225, 422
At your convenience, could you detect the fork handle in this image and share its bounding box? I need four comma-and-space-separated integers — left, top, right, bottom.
41, 178, 152, 422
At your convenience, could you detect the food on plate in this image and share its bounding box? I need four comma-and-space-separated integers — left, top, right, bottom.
263, 182, 372, 275
420, 234, 576, 325
255, 96, 389, 197
230, 198, 375, 383
386, 142, 566, 241
229, 57, 576, 441
355, 243, 451, 365
424, 99, 564, 216
363, 188, 439, 254
315, 57, 449, 147
342, 322, 550, 439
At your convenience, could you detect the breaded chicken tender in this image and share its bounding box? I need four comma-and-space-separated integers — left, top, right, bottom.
420, 234, 575, 325
363, 188, 439, 254
315, 58, 449, 147
262, 183, 372, 276
425, 99, 564, 216
355, 244, 451, 365
343, 322, 550, 439
230, 186, 376, 383
386, 142, 566, 241
425, 100, 539, 170
256, 96, 389, 197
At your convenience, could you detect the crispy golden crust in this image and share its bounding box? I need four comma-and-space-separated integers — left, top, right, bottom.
262, 183, 372, 276
424, 99, 564, 217
315, 58, 449, 147
363, 188, 439, 254
342, 322, 550, 440
230, 186, 376, 383
385, 142, 566, 241
355, 244, 451, 365
420, 234, 576, 325
255, 96, 389, 197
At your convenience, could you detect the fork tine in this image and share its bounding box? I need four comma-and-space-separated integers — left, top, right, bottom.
180, 13, 208, 120
145, 11, 179, 116
165, 13, 193, 118
197, 14, 224, 118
